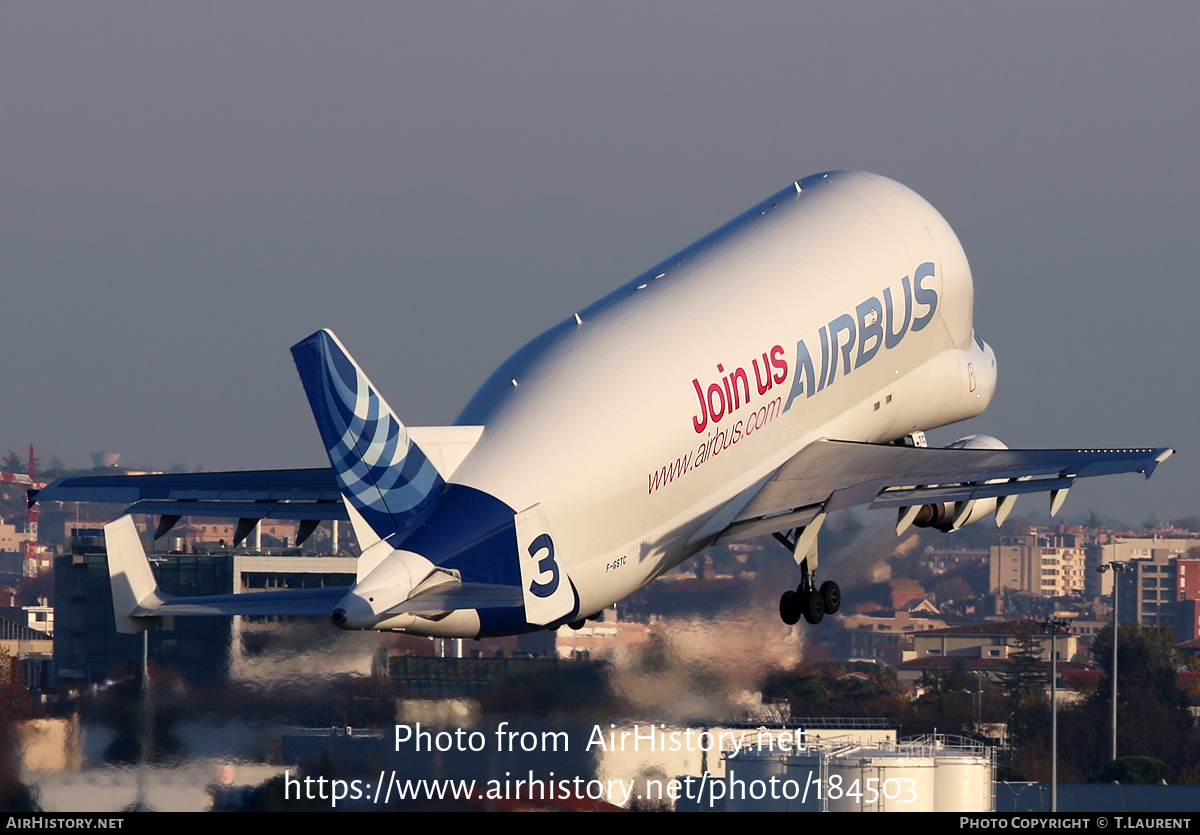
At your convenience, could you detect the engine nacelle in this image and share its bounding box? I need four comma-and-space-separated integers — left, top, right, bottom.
911, 435, 1008, 532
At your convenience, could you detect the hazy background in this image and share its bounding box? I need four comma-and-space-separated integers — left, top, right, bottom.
2, 3, 1196, 522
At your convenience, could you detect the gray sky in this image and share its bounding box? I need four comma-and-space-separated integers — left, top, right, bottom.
2, 3, 1196, 523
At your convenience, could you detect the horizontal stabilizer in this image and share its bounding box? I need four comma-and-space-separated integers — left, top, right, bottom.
104, 516, 166, 634
103, 510, 520, 629
105, 515, 354, 622
152, 586, 350, 617
155, 580, 522, 620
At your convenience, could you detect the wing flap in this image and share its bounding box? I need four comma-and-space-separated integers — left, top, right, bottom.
124, 499, 348, 521
722, 440, 1173, 541
867, 476, 1076, 508
716, 503, 825, 544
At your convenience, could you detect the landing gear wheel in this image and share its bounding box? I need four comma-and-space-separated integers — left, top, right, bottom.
779, 590, 801, 625
819, 580, 841, 615
801, 590, 825, 625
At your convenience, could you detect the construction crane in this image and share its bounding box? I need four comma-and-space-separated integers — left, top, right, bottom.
0, 445, 45, 572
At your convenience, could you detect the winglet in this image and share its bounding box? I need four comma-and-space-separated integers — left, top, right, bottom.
1147, 448, 1175, 478
291, 330, 445, 543
103, 515, 165, 634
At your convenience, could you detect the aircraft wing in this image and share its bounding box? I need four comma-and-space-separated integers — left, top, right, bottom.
715, 440, 1175, 542
31, 467, 343, 510
30, 467, 347, 544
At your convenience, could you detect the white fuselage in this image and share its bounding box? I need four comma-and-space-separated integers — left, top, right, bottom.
435, 171, 995, 631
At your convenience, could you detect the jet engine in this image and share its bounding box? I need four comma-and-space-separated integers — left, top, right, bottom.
911, 434, 1010, 532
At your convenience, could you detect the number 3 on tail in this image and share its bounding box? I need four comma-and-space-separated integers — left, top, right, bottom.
527, 533, 559, 597
515, 503, 573, 626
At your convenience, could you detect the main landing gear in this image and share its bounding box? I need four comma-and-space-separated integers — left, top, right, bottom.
773, 521, 841, 626
779, 570, 841, 625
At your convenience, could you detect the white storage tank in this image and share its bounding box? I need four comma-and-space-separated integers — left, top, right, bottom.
724, 748, 790, 813
825, 748, 937, 812
917, 735, 994, 813
932, 753, 992, 812
718, 733, 993, 812
780, 749, 824, 812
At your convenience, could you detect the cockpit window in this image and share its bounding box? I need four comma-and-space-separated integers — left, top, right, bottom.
973, 332, 986, 351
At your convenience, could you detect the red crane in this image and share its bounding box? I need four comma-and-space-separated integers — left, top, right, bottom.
1, 444, 46, 572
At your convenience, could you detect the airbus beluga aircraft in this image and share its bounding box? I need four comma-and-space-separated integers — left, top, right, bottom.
33, 170, 1172, 637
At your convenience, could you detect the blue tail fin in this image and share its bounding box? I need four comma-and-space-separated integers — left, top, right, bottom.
291, 329, 444, 542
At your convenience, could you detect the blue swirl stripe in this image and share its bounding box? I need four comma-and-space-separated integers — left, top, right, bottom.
291, 329, 444, 540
